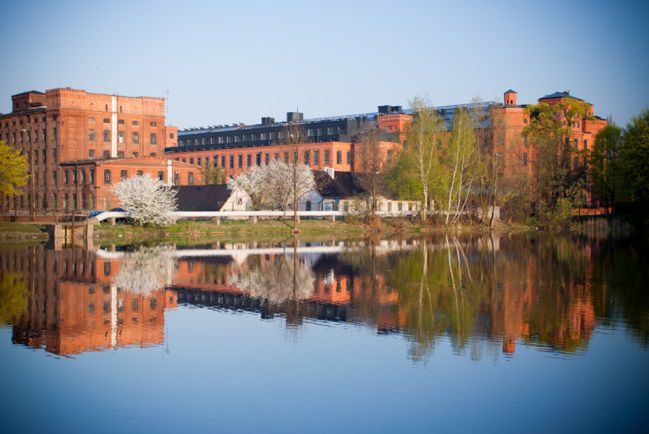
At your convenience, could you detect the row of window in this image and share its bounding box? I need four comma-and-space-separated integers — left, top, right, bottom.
87, 130, 157, 145
2, 127, 57, 145
88, 117, 157, 127
175, 149, 351, 170
179, 126, 341, 147
1, 114, 55, 128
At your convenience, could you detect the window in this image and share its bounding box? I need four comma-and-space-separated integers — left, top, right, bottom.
88, 117, 95, 123
150, 133, 157, 145
158, 171, 164, 181
132, 152, 139, 157
103, 130, 110, 142
118, 119, 125, 125
151, 121, 157, 127
132, 120, 139, 126
229, 155, 234, 169
265, 153, 270, 164
117, 151, 124, 158
314, 150, 319, 165
118, 131, 124, 144
188, 172, 194, 185
103, 150, 111, 159
103, 118, 110, 123
246, 154, 252, 167
104, 170, 112, 184
336, 150, 342, 164
189, 158, 194, 164
238, 155, 243, 168
284, 152, 289, 163
136, 170, 143, 176
221, 155, 226, 167
523, 152, 528, 166
132, 132, 139, 144
304, 150, 310, 165
169, 133, 175, 139
173, 172, 179, 184
120, 170, 127, 181
88, 149, 95, 158
583, 139, 588, 150
347, 151, 353, 165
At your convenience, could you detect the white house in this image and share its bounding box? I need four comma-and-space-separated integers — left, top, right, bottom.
299, 169, 419, 216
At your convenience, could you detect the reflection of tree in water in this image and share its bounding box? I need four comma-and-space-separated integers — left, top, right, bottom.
113, 245, 176, 294
379, 235, 618, 361
236, 253, 314, 305
0, 273, 29, 324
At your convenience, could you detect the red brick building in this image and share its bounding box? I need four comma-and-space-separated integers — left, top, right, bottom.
0, 87, 197, 217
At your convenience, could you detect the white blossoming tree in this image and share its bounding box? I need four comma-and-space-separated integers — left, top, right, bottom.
227, 166, 268, 210
113, 245, 176, 295
265, 159, 315, 228
113, 175, 178, 226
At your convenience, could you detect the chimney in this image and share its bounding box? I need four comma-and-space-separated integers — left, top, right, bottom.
261, 116, 274, 125
287, 111, 303, 123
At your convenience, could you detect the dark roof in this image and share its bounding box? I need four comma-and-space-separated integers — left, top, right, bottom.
173, 185, 232, 211
539, 91, 584, 102
504, 89, 517, 94
313, 171, 398, 200
11, 90, 45, 97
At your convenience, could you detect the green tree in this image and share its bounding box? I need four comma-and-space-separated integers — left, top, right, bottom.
590, 123, 623, 207
0, 273, 29, 324
387, 97, 445, 221
0, 140, 28, 198
620, 108, 649, 204
202, 165, 226, 185
523, 99, 590, 227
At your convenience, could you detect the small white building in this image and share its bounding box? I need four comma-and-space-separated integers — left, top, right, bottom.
299, 169, 419, 216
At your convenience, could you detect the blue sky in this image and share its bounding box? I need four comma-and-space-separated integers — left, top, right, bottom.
1, 0, 647, 128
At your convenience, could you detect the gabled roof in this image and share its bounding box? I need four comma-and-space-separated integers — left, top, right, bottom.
313, 171, 399, 200
173, 185, 232, 211
539, 91, 584, 102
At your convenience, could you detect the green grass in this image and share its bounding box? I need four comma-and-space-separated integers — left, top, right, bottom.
0, 222, 48, 242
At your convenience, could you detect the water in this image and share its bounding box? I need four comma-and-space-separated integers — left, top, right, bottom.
0, 235, 647, 433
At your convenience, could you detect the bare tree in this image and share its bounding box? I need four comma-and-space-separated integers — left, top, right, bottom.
113, 175, 177, 226
355, 126, 390, 222
282, 123, 315, 231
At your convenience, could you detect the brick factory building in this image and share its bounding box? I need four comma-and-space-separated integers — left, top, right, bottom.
166, 90, 607, 196
0, 87, 199, 218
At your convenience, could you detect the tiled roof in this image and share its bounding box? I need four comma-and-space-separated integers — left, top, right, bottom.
173, 185, 232, 211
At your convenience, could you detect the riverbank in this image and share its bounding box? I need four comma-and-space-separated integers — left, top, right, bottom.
0, 216, 622, 246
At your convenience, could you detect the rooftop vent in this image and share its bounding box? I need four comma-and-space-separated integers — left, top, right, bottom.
287, 111, 304, 123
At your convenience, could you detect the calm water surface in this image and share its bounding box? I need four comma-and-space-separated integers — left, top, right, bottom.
0, 235, 648, 433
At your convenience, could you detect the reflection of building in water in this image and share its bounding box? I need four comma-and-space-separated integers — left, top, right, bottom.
0, 239, 600, 358
1, 246, 175, 356
168, 240, 598, 354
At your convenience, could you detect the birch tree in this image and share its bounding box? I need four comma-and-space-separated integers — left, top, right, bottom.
388, 98, 445, 221
444, 107, 480, 225
113, 175, 178, 226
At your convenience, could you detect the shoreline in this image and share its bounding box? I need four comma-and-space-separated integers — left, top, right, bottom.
0, 215, 633, 246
